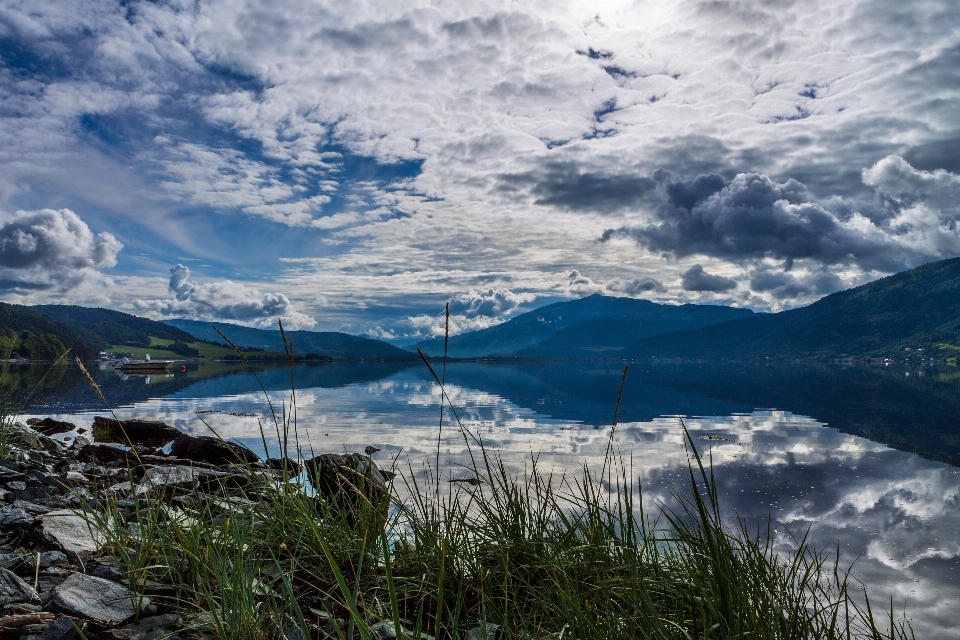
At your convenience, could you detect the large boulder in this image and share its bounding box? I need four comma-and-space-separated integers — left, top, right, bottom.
170, 434, 260, 466
92, 417, 182, 446
45, 573, 149, 626
303, 453, 391, 516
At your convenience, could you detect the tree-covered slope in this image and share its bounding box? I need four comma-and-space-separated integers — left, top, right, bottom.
414, 294, 753, 358
0, 303, 98, 360
516, 304, 754, 358
622, 257, 960, 359
31, 305, 200, 350
166, 319, 418, 361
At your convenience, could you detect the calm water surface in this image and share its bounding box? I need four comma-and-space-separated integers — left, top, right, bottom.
10, 360, 960, 638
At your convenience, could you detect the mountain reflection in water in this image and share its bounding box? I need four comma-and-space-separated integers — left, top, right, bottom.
12, 360, 960, 638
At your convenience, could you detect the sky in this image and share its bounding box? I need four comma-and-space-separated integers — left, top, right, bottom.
0, 0, 958, 343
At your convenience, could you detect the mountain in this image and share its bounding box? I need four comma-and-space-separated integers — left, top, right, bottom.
622, 257, 960, 360
165, 319, 418, 361
0, 303, 98, 360
31, 305, 199, 350
413, 294, 754, 358
517, 306, 755, 358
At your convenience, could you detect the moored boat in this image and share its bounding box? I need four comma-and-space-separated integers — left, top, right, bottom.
113, 355, 173, 373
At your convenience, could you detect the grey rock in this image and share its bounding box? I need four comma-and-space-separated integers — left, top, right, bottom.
266, 457, 302, 476
0, 567, 41, 606
303, 453, 390, 514
39, 615, 87, 640
101, 630, 143, 640
8, 424, 44, 449
465, 624, 503, 640
37, 510, 105, 559
14, 501, 53, 515
45, 573, 149, 626
369, 621, 433, 640
0, 552, 28, 569
281, 614, 306, 640
6, 481, 27, 492
140, 465, 235, 492
38, 551, 69, 568
122, 613, 180, 633
29, 419, 77, 437
89, 561, 125, 583
0, 506, 34, 527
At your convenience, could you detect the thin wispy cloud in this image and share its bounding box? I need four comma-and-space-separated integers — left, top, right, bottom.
0, 0, 957, 335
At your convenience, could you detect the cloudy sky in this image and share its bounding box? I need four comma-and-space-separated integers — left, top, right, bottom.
1, 0, 958, 341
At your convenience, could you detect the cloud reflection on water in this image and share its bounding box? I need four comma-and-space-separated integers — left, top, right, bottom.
28, 371, 960, 638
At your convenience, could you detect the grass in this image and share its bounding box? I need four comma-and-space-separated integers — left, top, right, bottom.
72, 325, 915, 640
106, 336, 288, 360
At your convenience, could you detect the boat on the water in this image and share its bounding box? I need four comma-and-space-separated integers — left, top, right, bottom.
113, 355, 173, 373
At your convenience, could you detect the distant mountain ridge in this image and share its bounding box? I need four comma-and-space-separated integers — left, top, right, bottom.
166, 319, 418, 361
622, 257, 960, 359
413, 294, 754, 358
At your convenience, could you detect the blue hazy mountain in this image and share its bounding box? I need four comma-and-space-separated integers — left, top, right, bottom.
413, 294, 754, 358
622, 256, 960, 359
166, 319, 417, 361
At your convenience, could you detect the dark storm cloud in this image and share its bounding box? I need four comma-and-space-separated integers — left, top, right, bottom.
498, 162, 658, 213
602, 169, 911, 271
606, 276, 666, 295
748, 268, 843, 300
601, 165, 952, 271
681, 264, 737, 292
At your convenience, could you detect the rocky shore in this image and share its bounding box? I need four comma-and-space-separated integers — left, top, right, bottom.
0, 417, 400, 640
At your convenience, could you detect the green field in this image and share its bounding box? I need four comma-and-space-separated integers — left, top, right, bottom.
106, 336, 287, 360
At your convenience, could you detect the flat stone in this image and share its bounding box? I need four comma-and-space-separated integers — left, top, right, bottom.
122, 613, 180, 632
0, 567, 40, 606
38, 551, 69, 568
369, 621, 433, 640
38, 510, 105, 559
39, 615, 87, 640
13, 501, 53, 515
45, 573, 149, 626
0, 553, 28, 570
5, 481, 26, 492
0, 506, 34, 528
140, 465, 235, 492
464, 624, 503, 640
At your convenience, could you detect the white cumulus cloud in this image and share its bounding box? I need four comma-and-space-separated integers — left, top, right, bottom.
134, 264, 316, 329
0, 208, 122, 299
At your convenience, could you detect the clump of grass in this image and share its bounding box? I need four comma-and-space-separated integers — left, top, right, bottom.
78, 325, 914, 640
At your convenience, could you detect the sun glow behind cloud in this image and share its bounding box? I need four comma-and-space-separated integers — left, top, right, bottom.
0, 0, 958, 335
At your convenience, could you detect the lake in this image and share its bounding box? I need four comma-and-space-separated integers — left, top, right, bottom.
8, 359, 960, 638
